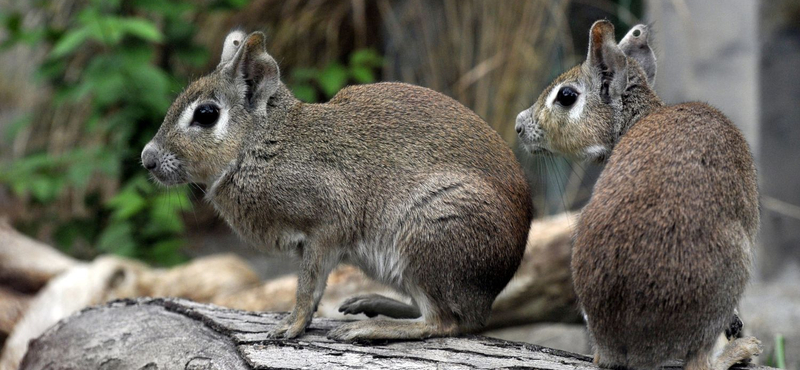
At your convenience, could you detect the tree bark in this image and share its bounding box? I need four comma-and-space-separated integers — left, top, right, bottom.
19, 298, 770, 370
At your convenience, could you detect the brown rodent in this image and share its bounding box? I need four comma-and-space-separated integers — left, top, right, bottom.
141, 30, 532, 342
515, 21, 761, 370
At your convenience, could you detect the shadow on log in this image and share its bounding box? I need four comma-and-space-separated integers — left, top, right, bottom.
19, 298, 771, 370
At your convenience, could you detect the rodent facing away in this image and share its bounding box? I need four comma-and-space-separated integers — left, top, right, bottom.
141, 30, 532, 342
515, 21, 761, 370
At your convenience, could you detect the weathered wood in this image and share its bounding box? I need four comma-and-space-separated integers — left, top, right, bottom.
19, 298, 770, 370
1, 214, 579, 369
0, 219, 78, 293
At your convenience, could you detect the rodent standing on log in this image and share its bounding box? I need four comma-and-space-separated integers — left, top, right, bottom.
515, 21, 761, 370
141, 30, 532, 342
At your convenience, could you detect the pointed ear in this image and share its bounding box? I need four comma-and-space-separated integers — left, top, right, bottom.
587, 20, 627, 103
218, 29, 247, 68
225, 32, 280, 107
619, 24, 657, 86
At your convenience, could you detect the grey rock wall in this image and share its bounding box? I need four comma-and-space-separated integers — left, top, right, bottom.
646, 0, 800, 279
757, 0, 800, 280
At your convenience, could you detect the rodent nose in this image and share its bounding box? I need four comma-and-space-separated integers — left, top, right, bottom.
515, 111, 528, 137
141, 144, 159, 171
144, 157, 157, 170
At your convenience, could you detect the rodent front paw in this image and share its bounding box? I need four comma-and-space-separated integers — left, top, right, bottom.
338, 295, 380, 317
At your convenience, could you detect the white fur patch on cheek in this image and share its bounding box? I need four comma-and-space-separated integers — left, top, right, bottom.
544, 83, 562, 110
177, 101, 199, 130
213, 107, 230, 140
569, 93, 586, 122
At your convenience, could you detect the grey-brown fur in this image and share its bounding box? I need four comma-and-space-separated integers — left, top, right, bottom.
516, 21, 760, 369
141, 31, 532, 342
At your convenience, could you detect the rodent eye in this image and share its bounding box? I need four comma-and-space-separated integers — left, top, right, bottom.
191, 104, 220, 128
555, 86, 579, 107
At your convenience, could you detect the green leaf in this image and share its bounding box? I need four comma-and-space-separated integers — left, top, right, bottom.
349, 66, 375, 84
291, 67, 319, 82
66, 157, 96, 188
127, 64, 171, 112
318, 63, 348, 99
224, 0, 250, 9
96, 221, 137, 256
53, 219, 96, 251
145, 189, 191, 235
118, 18, 163, 43
350, 49, 383, 67
29, 176, 61, 203
148, 238, 187, 266
107, 188, 147, 220
50, 28, 89, 58
4, 114, 32, 144
291, 84, 317, 103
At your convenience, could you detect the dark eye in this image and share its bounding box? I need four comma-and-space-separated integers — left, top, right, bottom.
555, 86, 579, 107
192, 104, 219, 128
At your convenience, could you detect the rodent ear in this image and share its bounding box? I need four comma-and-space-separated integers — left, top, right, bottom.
619, 24, 657, 87
587, 20, 628, 104
226, 31, 281, 108
218, 29, 246, 68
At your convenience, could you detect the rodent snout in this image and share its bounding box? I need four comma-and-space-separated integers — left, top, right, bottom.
141, 143, 159, 171
515, 111, 528, 137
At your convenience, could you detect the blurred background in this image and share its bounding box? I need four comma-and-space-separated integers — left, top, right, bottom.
0, 0, 798, 368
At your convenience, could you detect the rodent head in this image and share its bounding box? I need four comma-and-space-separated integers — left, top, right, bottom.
515, 21, 657, 162
141, 30, 281, 186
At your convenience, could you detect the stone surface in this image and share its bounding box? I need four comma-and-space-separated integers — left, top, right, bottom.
757, 0, 800, 280
646, 0, 759, 149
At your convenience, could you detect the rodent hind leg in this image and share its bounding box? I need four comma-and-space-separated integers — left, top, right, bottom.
326, 318, 458, 342
712, 337, 762, 370
268, 241, 341, 339
338, 294, 421, 319
329, 288, 457, 341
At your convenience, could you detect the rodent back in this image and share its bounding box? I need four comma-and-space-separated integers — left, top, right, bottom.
278, 82, 528, 189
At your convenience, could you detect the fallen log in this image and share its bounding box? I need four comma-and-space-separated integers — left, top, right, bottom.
0, 219, 78, 293
1, 213, 578, 369
19, 298, 769, 370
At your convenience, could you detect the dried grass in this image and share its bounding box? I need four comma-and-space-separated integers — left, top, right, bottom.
2, 0, 627, 225
378, 0, 575, 143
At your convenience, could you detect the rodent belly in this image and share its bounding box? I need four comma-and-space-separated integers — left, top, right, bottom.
348, 239, 407, 290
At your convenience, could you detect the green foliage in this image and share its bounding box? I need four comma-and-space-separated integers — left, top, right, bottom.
289, 49, 383, 102
0, 0, 243, 265
2, 1, 383, 265
766, 334, 787, 369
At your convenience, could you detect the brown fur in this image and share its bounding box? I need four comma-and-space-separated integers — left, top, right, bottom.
516, 21, 760, 369
142, 31, 532, 341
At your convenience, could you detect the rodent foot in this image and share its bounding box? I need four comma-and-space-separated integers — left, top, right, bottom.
266, 314, 307, 339
327, 321, 368, 342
